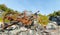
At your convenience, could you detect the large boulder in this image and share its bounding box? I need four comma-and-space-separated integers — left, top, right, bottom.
46, 21, 58, 30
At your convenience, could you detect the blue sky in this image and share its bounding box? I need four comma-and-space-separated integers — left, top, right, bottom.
0, 0, 60, 15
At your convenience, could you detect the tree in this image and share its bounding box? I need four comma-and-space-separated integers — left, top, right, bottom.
0, 4, 7, 11
48, 10, 60, 17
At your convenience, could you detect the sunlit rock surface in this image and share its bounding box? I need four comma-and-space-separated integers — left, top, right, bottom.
0, 27, 42, 35
0, 21, 43, 35
0, 21, 60, 35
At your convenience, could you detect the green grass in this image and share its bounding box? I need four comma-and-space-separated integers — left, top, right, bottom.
0, 17, 3, 22
0, 17, 9, 22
